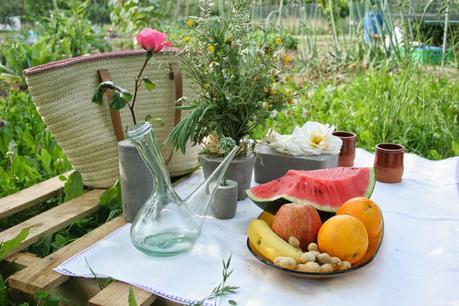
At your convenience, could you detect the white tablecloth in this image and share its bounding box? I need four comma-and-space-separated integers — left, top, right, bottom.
55, 149, 459, 306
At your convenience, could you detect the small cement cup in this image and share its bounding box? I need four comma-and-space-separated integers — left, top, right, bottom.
210, 180, 238, 219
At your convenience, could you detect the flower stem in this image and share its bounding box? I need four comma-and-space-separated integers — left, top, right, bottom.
129, 51, 152, 125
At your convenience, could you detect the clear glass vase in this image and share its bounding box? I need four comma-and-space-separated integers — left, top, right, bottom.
127, 122, 238, 256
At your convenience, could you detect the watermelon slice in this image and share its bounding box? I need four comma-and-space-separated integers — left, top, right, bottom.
246, 167, 375, 213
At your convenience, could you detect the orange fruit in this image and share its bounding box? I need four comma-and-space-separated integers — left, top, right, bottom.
354, 228, 382, 266
317, 215, 369, 264
336, 197, 383, 239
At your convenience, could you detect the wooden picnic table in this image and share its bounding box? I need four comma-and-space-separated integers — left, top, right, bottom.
0, 171, 187, 306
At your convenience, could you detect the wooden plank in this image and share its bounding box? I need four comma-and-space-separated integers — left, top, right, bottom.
88, 282, 156, 306
0, 189, 103, 258
8, 216, 125, 294
0, 170, 73, 219
5, 252, 40, 269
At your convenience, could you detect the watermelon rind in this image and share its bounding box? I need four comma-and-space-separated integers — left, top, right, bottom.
246, 167, 376, 213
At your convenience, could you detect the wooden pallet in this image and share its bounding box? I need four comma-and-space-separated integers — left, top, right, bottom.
1, 172, 183, 306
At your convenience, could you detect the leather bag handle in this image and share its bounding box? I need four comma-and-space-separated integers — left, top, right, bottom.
97, 69, 125, 142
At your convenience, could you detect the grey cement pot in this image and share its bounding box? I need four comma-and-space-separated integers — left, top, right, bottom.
254, 145, 339, 183
118, 140, 153, 222
210, 180, 238, 219
199, 154, 255, 200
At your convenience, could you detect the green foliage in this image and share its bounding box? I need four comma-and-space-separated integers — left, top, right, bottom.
60, 172, 85, 202
0, 229, 29, 306
108, 0, 161, 48
167, 1, 292, 157
254, 66, 459, 160
0, 228, 29, 261
0, 0, 19, 26
252, 29, 298, 50
128, 288, 138, 306
0, 91, 71, 197
35, 290, 73, 306
0, 1, 110, 88
22, 0, 110, 24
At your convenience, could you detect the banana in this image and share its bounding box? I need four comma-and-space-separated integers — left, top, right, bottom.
248, 219, 303, 263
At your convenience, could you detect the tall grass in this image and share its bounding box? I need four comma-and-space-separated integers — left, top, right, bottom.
253, 0, 458, 77
254, 65, 459, 160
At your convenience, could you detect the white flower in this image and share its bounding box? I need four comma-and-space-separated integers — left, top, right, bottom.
269, 110, 278, 118
325, 85, 335, 95
267, 121, 342, 156
307, 90, 315, 99
302, 108, 308, 117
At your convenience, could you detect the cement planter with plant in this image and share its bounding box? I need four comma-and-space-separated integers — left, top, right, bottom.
166, 1, 293, 198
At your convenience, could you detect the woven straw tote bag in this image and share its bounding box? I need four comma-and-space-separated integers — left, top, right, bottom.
24, 49, 200, 188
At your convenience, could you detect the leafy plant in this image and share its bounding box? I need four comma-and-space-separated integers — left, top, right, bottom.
166, 1, 292, 157
108, 0, 161, 48
92, 28, 171, 125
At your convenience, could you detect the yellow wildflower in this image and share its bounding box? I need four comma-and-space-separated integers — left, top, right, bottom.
282, 52, 293, 64
183, 36, 190, 44
186, 19, 194, 27
207, 45, 215, 53
274, 37, 282, 46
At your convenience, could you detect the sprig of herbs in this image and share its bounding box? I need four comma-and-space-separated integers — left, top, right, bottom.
189, 255, 239, 306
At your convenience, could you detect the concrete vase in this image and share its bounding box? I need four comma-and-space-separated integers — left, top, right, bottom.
118, 140, 153, 222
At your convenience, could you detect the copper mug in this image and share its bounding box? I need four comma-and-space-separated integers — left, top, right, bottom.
374, 143, 404, 183
333, 131, 357, 167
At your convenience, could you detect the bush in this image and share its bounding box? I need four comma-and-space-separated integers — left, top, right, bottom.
0, 1, 110, 88
0, 91, 71, 196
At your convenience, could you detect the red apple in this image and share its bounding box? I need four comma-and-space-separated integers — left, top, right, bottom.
272, 203, 322, 250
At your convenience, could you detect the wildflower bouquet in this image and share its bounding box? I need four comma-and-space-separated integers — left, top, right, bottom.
166, 0, 291, 157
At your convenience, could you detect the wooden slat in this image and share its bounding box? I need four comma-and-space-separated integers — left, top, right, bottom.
0, 171, 73, 219
5, 252, 40, 269
8, 216, 126, 294
0, 189, 103, 258
88, 282, 156, 306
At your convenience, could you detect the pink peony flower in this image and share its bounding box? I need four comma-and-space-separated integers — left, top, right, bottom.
136, 28, 172, 52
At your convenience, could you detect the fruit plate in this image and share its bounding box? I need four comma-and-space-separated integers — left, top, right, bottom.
247, 212, 384, 279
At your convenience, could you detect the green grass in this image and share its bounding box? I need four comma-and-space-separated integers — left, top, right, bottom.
254, 66, 459, 160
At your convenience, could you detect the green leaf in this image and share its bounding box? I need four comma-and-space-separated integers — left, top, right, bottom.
145, 115, 164, 126
0, 272, 8, 306
128, 287, 138, 306
92, 81, 114, 105
110, 91, 128, 110
142, 77, 156, 91
229, 300, 238, 305
99, 180, 121, 208
0, 228, 30, 261
63, 171, 84, 202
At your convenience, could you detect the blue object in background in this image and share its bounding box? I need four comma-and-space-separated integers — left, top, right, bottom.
363, 10, 383, 44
